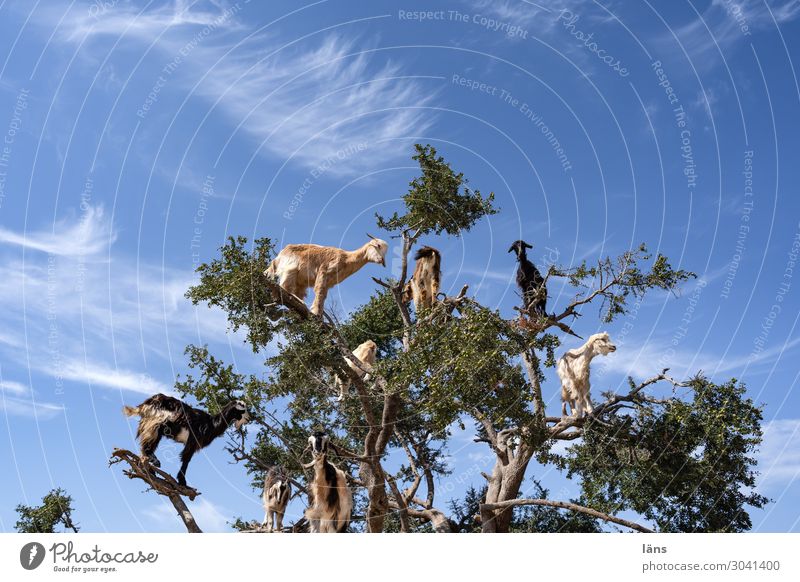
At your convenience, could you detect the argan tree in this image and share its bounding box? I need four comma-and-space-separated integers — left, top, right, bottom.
180, 144, 767, 533
15, 488, 79, 533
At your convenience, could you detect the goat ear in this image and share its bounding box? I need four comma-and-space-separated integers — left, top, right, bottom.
523, 241, 533, 249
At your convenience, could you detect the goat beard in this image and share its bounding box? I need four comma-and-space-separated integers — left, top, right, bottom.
234, 412, 251, 430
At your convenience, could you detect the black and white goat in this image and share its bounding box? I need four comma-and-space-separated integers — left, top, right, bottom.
509, 240, 547, 317
304, 431, 352, 533
123, 393, 250, 487
261, 466, 291, 532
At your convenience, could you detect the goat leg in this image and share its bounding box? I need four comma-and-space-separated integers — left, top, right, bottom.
310, 272, 330, 316
140, 430, 163, 468
177, 443, 197, 487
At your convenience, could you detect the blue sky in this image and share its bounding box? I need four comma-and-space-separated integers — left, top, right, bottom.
0, 0, 799, 532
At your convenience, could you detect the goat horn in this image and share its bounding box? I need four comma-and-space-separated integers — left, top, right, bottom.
366, 233, 376, 240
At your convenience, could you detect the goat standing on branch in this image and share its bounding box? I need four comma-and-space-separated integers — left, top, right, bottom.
122, 394, 251, 487
304, 431, 352, 533
265, 235, 389, 316
403, 245, 441, 312
335, 339, 377, 401
557, 332, 617, 418
261, 466, 291, 532
508, 240, 547, 317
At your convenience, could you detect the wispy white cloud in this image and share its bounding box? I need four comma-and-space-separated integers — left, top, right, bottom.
757, 418, 800, 492
60, 360, 173, 395
0, 207, 248, 400
55, 0, 245, 43
0, 378, 64, 419
193, 34, 435, 176
658, 0, 800, 68
46, 2, 435, 177
0, 398, 64, 419
0, 205, 114, 258
0, 379, 28, 396
467, 0, 555, 28
593, 333, 800, 386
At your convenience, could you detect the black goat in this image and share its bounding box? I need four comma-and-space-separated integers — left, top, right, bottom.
123, 393, 250, 487
508, 240, 547, 317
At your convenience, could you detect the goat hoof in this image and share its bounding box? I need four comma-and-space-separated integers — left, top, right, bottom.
147, 456, 161, 468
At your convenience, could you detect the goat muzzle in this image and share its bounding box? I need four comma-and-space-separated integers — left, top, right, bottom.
235, 412, 251, 430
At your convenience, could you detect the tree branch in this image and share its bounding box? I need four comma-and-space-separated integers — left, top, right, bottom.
110, 448, 202, 533
479, 498, 654, 533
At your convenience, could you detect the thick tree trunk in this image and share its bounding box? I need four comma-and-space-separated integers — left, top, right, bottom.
478, 350, 546, 533
359, 390, 402, 533
361, 461, 390, 532
481, 453, 532, 533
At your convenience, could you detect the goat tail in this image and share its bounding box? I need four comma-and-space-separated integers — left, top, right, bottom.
122, 405, 140, 417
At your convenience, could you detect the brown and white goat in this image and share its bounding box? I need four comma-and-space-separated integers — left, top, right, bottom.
403, 246, 441, 312
261, 466, 291, 532
122, 393, 250, 487
556, 332, 617, 418
335, 339, 377, 401
265, 235, 388, 316
304, 432, 352, 533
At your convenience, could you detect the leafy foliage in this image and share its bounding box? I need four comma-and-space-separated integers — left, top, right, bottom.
15, 488, 79, 533
559, 244, 696, 323
563, 376, 768, 532
377, 144, 497, 236
389, 299, 535, 432
339, 287, 404, 358
186, 236, 278, 351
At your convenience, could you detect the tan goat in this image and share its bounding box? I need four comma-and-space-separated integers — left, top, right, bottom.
265, 235, 388, 316
335, 339, 377, 401
403, 246, 441, 311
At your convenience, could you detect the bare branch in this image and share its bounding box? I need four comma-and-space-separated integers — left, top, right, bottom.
479, 498, 654, 533
110, 448, 202, 533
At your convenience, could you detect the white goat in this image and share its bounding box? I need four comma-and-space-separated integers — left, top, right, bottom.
556, 332, 617, 418
335, 339, 377, 401
261, 466, 291, 533
265, 235, 388, 316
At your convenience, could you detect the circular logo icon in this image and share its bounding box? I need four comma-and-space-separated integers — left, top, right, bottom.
20, 542, 46, 570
